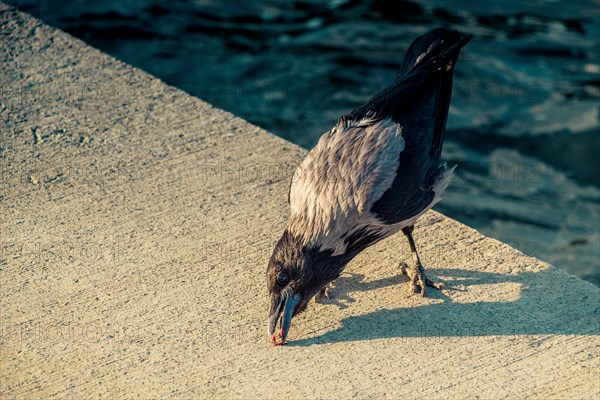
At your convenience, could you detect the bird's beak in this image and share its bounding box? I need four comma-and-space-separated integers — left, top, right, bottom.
268, 289, 301, 345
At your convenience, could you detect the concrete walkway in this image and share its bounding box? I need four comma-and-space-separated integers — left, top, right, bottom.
1, 4, 598, 399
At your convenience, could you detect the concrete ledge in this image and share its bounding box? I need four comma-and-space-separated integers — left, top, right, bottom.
1, 4, 599, 399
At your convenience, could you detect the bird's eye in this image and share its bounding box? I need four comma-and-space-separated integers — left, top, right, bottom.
276, 271, 289, 285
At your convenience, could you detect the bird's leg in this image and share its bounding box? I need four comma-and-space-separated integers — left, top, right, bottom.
400, 225, 444, 297
314, 282, 334, 303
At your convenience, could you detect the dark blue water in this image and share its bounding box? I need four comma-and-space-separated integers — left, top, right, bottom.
5, 0, 599, 284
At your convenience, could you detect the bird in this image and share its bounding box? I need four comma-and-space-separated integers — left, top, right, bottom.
267, 28, 471, 345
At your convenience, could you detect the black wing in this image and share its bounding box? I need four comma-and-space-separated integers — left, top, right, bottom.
354, 28, 471, 224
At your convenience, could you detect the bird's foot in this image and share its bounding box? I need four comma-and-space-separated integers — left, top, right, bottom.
399, 261, 444, 297
314, 283, 334, 303
271, 329, 287, 346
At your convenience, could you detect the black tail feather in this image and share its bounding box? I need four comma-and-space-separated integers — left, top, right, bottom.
348, 29, 471, 122
394, 28, 471, 83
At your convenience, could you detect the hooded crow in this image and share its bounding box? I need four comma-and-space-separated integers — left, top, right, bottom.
267, 28, 472, 345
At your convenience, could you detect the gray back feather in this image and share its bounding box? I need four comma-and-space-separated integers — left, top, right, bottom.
288, 117, 404, 254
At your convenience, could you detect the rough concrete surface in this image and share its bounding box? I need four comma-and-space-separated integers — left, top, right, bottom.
1, 4, 599, 399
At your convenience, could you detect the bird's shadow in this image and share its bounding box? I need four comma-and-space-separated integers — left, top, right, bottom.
316, 270, 456, 309
317, 273, 403, 309
290, 267, 599, 346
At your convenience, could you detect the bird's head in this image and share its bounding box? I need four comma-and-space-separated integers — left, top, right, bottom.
266, 229, 345, 345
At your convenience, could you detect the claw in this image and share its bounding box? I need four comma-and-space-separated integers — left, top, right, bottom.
418, 274, 426, 297
400, 261, 443, 298
425, 277, 444, 290
400, 262, 409, 276
314, 283, 334, 303
271, 329, 287, 346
